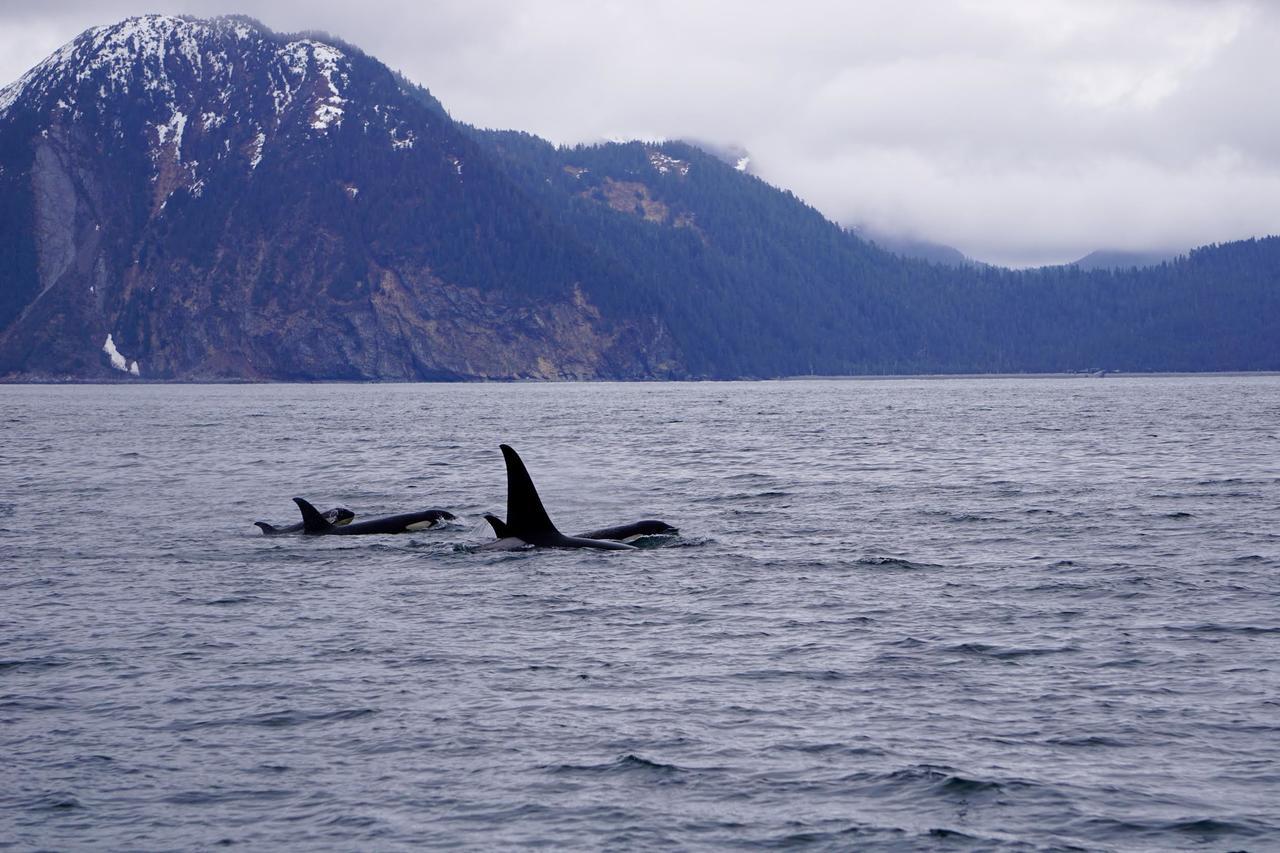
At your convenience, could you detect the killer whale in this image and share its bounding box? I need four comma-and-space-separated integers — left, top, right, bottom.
489, 444, 636, 551
483, 514, 676, 543
581, 520, 677, 541
256, 506, 355, 535
293, 498, 455, 535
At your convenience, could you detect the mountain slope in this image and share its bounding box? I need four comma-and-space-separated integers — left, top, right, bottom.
0, 15, 678, 380
1, 14, 1277, 381
471, 133, 1280, 375
1068, 249, 1180, 270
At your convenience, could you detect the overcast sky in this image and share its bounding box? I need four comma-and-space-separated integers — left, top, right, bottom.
2, 0, 1277, 266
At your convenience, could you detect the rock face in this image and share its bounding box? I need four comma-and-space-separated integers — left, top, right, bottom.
3, 15, 1278, 380
0, 15, 681, 380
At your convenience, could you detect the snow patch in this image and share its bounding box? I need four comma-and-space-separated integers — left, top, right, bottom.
250, 130, 265, 169
310, 42, 346, 80
648, 150, 691, 176
735, 156, 751, 172
0, 79, 24, 117
390, 128, 415, 149
103, 334, 128, 372
311, 102, 344, 131
279, 39, 349, 132
1, 15, 264, 122
156, 108, 187, 157
278, 42, 311, 77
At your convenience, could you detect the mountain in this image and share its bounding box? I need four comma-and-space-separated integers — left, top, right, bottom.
1069, 249, 1181, 271
452, 135, 1280, 375
856, 229, 974, 267
1, 15, 1277, 381
0, 15, 678, 380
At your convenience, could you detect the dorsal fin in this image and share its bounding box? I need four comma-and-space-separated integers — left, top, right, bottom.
501, 444, 560, 540
254, 521, 278, 535
293, 497, 333, 534
483, 513, 512, 538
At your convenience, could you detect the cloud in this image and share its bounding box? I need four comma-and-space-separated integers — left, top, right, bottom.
1, 0, 1275, 265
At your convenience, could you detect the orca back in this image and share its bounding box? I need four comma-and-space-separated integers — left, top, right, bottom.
337, 509, 453, 534
581, 519, 678, 540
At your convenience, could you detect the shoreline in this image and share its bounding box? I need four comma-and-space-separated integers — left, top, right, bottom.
778, 370, 1280, 381
3, 370, 1280, 386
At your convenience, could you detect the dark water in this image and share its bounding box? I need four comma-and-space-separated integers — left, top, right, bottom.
2, 377, 1279, 850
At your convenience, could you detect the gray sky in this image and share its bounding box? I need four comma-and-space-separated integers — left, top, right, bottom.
2, 0, 1276, 266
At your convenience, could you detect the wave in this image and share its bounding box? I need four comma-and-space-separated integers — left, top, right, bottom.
163, 787, 293, 806
546, 753, 689, 783
943, 642, 1078, 660
0, 656, 73, 673
1074, 814, 1274, 843
1045, 734, 1131, 747
164, 707, 378, 732
1167, 623, 1280, 636
852, 556, 942, 571
846, 764, 1019, 800
25, 792, 84, 811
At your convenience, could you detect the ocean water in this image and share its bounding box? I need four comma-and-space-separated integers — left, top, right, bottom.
2, 377, 1278, 851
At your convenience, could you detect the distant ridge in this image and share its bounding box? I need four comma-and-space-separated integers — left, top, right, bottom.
858, 230, 975, 267
1068, 249, 1181, 270
1, 15, 1277, 381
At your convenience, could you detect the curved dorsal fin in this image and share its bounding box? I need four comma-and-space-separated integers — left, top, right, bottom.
483, 513, 512, 538
500, 444, 559, 540
293, 497, 333, 534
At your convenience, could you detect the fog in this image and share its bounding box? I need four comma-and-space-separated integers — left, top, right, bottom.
2, 0, 1277, 266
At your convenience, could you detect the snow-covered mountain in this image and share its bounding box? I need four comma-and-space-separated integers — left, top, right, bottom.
1, 15, 1277, 380
2, 16, 423, 205
0, 15, 677, 380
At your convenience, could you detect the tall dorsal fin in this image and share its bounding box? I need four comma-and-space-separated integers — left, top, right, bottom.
293, 497, 333, 534
500, 444, 560, 540
483, 513, 512, 538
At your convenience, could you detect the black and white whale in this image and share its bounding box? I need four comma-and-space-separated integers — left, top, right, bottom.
255, 506, 355, 535
485, 444, 637, 551
579, 520, 678, 541
292, 497, 455, 535
483, 514, 676, 543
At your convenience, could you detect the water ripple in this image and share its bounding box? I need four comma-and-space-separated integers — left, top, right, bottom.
1, 377, 1278, 849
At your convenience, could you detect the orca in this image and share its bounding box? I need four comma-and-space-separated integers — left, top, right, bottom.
292, 497, 455, 535
488, 444, 636, 551
580, 520, 678, 541
483, 515, 676, 543
256, 506, 355, 535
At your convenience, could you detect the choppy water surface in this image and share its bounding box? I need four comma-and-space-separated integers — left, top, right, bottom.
2, 377, 1279, 850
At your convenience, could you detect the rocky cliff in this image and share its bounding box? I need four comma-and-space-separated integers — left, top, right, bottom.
0, 15, 681, 380
2, 15, 1277, 380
